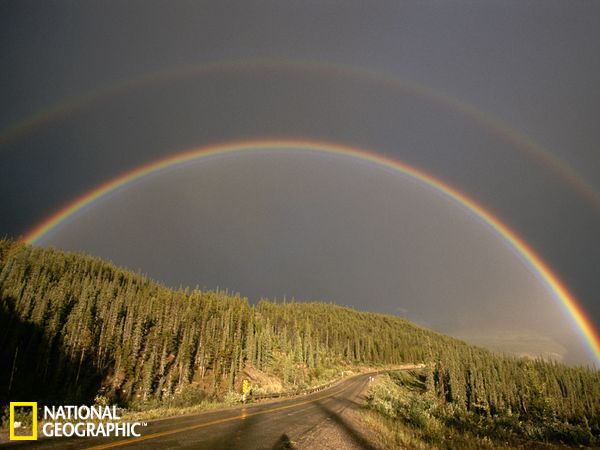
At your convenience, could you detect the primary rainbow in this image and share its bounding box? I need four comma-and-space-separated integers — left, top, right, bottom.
22, 139, 600, 363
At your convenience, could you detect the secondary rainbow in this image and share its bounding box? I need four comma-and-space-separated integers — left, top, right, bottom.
1, 59, 597, 209
22, 139, 600, 363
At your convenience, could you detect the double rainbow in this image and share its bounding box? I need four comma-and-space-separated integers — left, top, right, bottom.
23, 139, 600, 363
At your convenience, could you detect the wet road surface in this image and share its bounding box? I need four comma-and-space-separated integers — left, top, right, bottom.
3, 372, 379, 449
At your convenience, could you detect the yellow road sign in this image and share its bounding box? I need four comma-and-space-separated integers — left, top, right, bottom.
242, 379, 249, 394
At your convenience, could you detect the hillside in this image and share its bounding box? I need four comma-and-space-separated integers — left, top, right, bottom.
1, 239, 599, 446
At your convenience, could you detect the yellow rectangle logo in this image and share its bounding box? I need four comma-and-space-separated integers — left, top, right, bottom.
9, 402, 37, 441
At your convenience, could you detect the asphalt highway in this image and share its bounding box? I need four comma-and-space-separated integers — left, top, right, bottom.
3, 372, 378, 449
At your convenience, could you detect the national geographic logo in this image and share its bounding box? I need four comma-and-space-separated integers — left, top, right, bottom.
7, 402, 146, 441
9, 402, 38, 441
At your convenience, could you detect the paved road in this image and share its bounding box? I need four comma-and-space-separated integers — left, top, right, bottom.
4, 372, 379, 449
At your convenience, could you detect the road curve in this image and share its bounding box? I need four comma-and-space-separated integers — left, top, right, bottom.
4, 372, 380, 450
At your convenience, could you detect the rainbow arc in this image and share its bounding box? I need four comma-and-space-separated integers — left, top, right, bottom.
22, 139, 600, 364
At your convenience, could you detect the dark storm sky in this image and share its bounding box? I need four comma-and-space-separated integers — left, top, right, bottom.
1, 1, 599, 365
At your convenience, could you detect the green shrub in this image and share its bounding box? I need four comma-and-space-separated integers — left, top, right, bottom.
171, 385, 209, 407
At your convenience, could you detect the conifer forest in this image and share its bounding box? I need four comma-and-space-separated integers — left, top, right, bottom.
1, 239, 598, 445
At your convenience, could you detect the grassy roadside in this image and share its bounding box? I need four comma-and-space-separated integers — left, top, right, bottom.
360, 371, 585, 449
120, 364, 388, 423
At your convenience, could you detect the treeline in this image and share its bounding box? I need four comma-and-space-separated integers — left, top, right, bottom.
0, 239, 444, 406
421, 345, 600, 444
368, 362, 600, 447
0, 239, 599, 443
427, 345, 599, 424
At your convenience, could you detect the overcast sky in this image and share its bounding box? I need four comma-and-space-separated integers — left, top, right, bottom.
1, 1, 598, 366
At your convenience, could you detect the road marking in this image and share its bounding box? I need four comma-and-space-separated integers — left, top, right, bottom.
285, 404, 321, 417
85, 378, 361, 449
